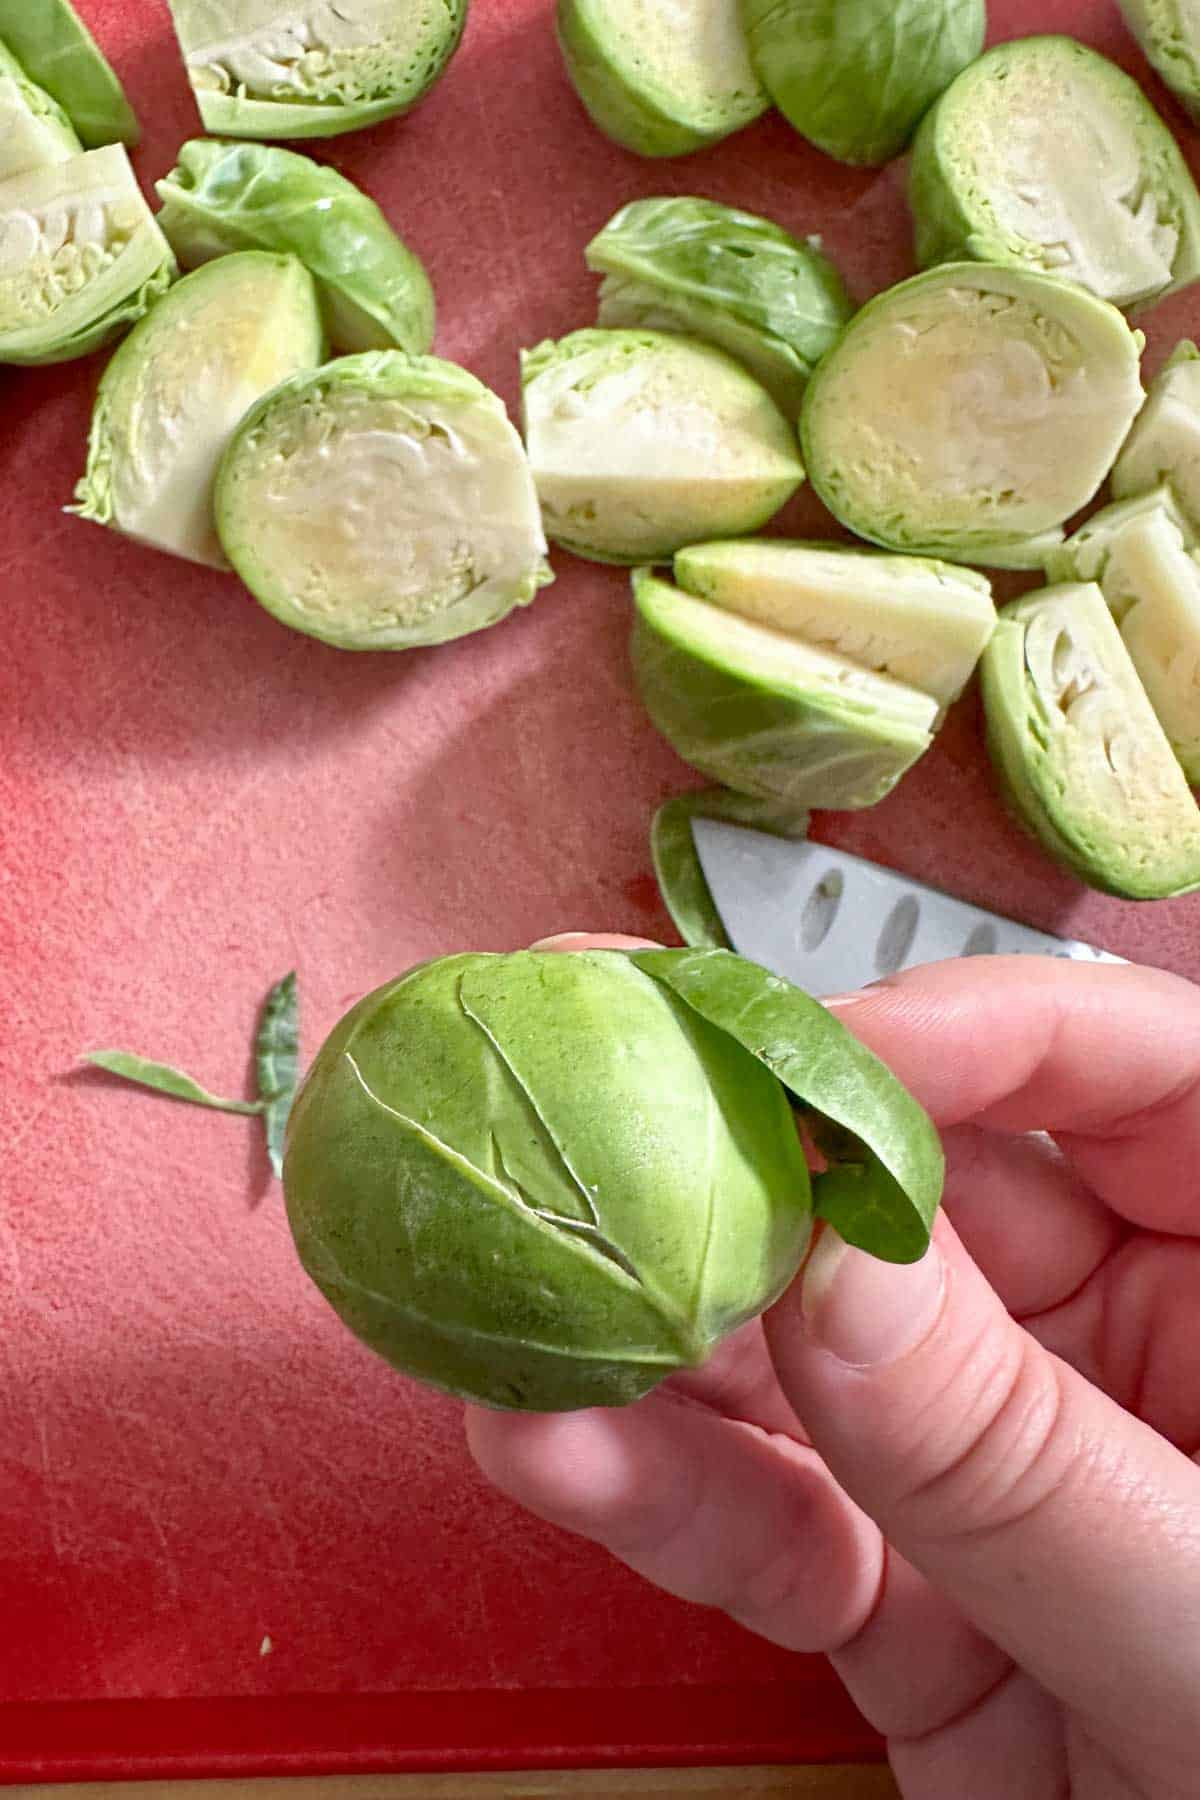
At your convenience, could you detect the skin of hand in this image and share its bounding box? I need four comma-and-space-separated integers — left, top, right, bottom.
466, 935, 1200, 1800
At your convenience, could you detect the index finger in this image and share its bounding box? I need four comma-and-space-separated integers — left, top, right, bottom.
827, 957, 1200, 1236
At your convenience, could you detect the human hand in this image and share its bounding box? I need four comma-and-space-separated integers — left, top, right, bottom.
467, 937, 1200, 1799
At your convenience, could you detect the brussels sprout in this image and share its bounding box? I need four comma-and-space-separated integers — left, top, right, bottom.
980, 582, 1200, 899
585, 197, 854, 417
215, 351, 552, 650
0, 146, 176, 366
1045, 493, 1200, 783
156, 139, 435, 355
556, 0, 767, 158
0, 0, 139, 147
1117, 1, 1200, 124
741, 0, 985, 168
632, 568, 937, 811
651, 788, 810, 950
72, 253, 325, 569
1112, 340, 1200, 534
675, 540, 995, 712
800, 263, 1145, 570
0, 39, 82, 181
167, 0, 467, 139
283, 947, 944, 1409
909, 37, 1200, 311
521, 329, 804, 564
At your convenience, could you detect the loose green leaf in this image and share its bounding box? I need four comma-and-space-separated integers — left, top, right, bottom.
633, 948, 944, 1262
256, 972, 300, 1180
652, 788, 810, 950
83, 1051, 265, 1115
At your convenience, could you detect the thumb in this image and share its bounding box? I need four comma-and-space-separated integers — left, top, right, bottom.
765, 1216, 1200, 1740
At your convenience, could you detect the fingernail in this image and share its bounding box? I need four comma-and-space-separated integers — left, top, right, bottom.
529, 932, 591, 950
800, 1231, 945, 1367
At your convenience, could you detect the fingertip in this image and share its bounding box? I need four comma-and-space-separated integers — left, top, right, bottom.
464, 1404, 647, 1533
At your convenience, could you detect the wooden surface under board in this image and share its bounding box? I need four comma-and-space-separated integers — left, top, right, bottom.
10, 1769, 900, 1797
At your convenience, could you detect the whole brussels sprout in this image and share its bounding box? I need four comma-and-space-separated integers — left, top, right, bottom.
284, 948, 943, 1410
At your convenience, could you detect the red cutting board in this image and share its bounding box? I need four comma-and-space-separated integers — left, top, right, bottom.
3, 0, 1200, 1784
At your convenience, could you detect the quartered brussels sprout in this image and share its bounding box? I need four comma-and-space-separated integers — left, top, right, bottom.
675, 540, 995, 712
1117, 1, 1200, 124
0, 146, 176, 366
167, 0, 467, 139
556, 0, 767, 158
521, 329, 804, 564
632, 567, 938, 812
1113, 341, 1200, 535
909, 36, 1200, 310
0, 39, 81, 181
0, 0, 139, 147
585, 197, 854, 417
800, 263, 1145, 570
1046, 492, 1200, 783
215, 351, 552, 650
741, 0, 985, 167
72, 253, 325, 569
283, 947, 944, 1410
981, 583, 1200, 899
156, 139, 435, 355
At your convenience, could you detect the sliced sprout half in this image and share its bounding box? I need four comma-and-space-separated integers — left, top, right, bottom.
800, 263, 1145, 569
521, 328, 804, 565
1046, 496, 1200, 783
0, 39, 82, 181
215, 351, 552, 651
586, 197, 854, 416
556, 0, 767, 158
674, 540, 995, 711
1117, 1, 1200, 123
632, 567, 937, 813
908, 35, 1200, 310
981, 583, 1200, 899
155, 139, 435, 355
167, 0, 467, 139
0, 0, 139, 147
741, 0, 985, 168
72, 253, 325, 570
1112, 340, 1200, 535
0, 145, 176, 366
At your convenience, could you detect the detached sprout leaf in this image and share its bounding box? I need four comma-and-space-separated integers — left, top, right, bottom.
652, 788, 810, 950
256, 972, 300, 1180
0, 0, 140, 147
631, 948, 944, 1263
83, 1052, 265, 1116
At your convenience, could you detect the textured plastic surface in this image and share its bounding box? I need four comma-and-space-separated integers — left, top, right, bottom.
3, 0, 1200, 1785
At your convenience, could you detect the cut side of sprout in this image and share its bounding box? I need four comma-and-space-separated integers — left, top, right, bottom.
215, 351, 552, 651
1112, 340, 1200, 536
0, 40, 82, 181
1117, 1, 1200, 124
981, 582, 1200, 898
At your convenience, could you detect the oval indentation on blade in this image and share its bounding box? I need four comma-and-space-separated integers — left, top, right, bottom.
875, 895, 919, 975
962, 922, 998, 957
800, 869, 844, 952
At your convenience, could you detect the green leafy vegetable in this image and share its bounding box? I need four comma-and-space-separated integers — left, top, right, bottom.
256, 972, 300, 1179
0, 0, 139, 146
1117, 1, 1200, 123
652, 789, 810, 951
0, 37, 82, 181
156, 139, 436, 355
84, 1051, 265, 1115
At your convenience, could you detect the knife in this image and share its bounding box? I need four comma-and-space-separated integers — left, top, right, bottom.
690, 819, 1125, 996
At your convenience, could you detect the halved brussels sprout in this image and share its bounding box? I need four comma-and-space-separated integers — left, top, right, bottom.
0, 0, 139, 147
980, 582, 1200, 898
1117, 2, 1200, 124
675, 540, 995, 710
0, 39, 82, 181
522, 329, 804, 564
0, 146, 176, 366
741, 0, 985, 167
1112, 340, 1200, 534
156, 139, 435, 355
284, 946, 943, 1409
167, 0, 467, 139
1046, 494, 1200, 783
632, 567, 937, 811
800, 263, 1145, 569
585, 197, 854, 417
72, 253, 325, 569
215, 351, 552, 650
909, 36, 1200, 310
556, 0, 767, 157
